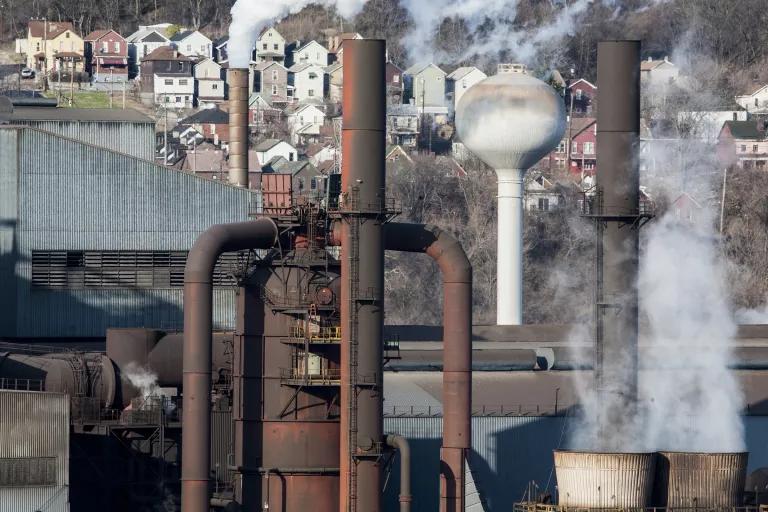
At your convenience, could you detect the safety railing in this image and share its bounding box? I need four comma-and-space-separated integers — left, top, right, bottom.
0, 377, 44, 392
514, 504, 768, 512
290, 325, 342, 343
280, 368, 342, 386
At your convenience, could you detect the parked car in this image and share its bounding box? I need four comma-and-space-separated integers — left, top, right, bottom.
20, 67, 35, 79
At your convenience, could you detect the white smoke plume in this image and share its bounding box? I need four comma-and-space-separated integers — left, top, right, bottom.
123, 362, 161, 398
228, 0, 366, 68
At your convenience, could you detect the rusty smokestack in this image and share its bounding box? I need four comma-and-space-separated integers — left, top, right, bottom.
339, 38, 386, 512
228, 68, 249, 188
181, 218, 278, 512
594, 40, 641, 447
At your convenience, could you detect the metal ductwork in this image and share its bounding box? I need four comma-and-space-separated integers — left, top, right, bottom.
181, 218, 279, 512
339, 38, 387, 512
654, 452, 748, 507
594, 40, 642, 446
386, 434, 412, 512
554, 450, 656, 507
228, 68, 249, 188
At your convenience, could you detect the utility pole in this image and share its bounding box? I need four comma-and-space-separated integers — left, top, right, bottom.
109, 68, 114, 108
719, 166, 729, 236
69, 58, 74, 106
43, 17, 48, 92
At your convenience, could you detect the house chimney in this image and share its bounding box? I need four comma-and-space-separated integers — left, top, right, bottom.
228, 68, 249, 188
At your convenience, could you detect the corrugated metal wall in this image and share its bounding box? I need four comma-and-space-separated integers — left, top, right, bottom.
0, 390, 69, 512
0, 127, 262, 337
14, 120, 155, 160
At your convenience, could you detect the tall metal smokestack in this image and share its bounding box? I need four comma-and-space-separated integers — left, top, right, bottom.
339, 38, 386, 512
594, 40, 642, 447
228, 68, 249, 188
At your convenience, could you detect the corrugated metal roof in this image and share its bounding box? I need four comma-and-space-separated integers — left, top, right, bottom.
4, 106, 153, 123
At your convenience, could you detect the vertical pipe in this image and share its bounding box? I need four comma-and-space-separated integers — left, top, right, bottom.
496, 168, 525, 325
386, 434, 412, 512
228, 68, 249, 188
340, 38, 386, 512
595, 40, 641, 448
181, 219, 278, 512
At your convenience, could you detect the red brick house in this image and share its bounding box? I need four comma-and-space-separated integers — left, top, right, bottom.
547, 117, 597, 177
566, 78, 597, 116
84, 29, 128, 82
386, 62, 404, 101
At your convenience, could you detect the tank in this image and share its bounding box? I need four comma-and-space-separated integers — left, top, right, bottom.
654, 452, 748, 507
455, 71, 565, 326
554, 450, 656, 507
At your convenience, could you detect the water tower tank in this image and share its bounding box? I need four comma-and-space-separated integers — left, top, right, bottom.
456, 71, 566, 325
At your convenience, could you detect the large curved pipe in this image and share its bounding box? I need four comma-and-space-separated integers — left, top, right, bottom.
181, 218, 279, 512
386, 434, 412, 512
383, 222, 472, 512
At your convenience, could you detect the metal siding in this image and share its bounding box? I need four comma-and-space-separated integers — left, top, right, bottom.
3, 127, 258, 337
0, 390, 69, 512
0, 129, 19, 335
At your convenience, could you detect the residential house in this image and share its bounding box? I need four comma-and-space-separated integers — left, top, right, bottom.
18, 20, 84, 74
640, 56, 679, 87
387, 104, 419, 149
547, 117, 597, 176
525, 173, 562, 212
253, 139, 298, 165
670, 192, 703, 226
256, 27, 286, 63
290, 63, 325, 103
677, 109, 747, 142
326, 63, 344, 103
194, 58, 225, 107
252, 61, 291, 106
177, 107, 230, 144
566, 78, 597, 116
717, 120, 768, 169
446, 66, 487, 113
140, 46, 194, 108
213, 36, 229, 63
285, 103, 326, 145
327, 32, 362, 65
305, 143, 338, 166
386, 62, 404, 102
404, 63, 447, 108
126, 28, 171, 78
83, 30, 128, 82
261, 157, 320, 196
291, 40, 328, 67
736, 85, 768, 114
249, 93, 282, 128
171, 30, 213, 59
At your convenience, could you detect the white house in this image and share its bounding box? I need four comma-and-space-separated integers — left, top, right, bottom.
446, 66, 487, 112
171, 30, 213, 59
305, 143, 338, 166
525, 173, 562, 212
290, 64, 325, 103
286, 103, 326, 145
736, 84, 768, 114
126, 28, 170, 78
256, 27, 285, 63
194, 58, 224, 107
154, 73, 195, 108
640, 56, 679, 87
253, 139, 298, 165
292, 40, 328, 67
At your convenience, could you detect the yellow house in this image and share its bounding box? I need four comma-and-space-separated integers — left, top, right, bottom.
22, 20, 84, 73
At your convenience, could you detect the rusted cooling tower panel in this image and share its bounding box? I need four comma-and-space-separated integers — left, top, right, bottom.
228, 68, 249, 188
340, 38, 387, 512
594, 40, 641, 447
654, 452, 748, 507
554, 450, 656, 508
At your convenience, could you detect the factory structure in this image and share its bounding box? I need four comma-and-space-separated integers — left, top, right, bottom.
1, 38, 768, 512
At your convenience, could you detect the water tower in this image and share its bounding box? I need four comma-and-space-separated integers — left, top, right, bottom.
456, 68, 566, 325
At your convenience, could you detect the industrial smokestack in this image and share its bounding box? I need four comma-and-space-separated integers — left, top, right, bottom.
455, 70, 565, 325
594, 40, 641, 447
339, 38, 386, 512
228, 68, 249, 188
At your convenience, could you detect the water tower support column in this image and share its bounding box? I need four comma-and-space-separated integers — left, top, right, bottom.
497, 168, 525, 325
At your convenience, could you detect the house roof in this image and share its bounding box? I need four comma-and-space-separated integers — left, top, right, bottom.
317, 160, 336, 174
722, 120, 763, 140
179, 108, 228, 125
290, 63, 315, 73
262, 156, 314, 175
640, 58, 674, 71
28, 21, 74, 39
258, 26, 283, 39
739, 84, 768, 98
295, 39, 326, 53
447, 66, 482, 80
171, 30, 209, 42
325, 63, 343, 74
253, 138, 292, 152
404, 62, 445, 76
254, 61, 286, 72
213, 36, 228, 47
84, 29, 115, 41
143, 46, 193, 62
284, 103, 324, 116
141, 31, 169, 43
569, 78, 596, 90
305, 143, 329, 157
570, 117, 597, 137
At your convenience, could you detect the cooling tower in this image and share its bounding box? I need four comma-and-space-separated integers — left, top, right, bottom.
456, 71, 565, 325
554, 450, 656, 507
654, 452, 748, 507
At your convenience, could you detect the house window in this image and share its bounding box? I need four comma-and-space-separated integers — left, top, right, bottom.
311, 177, 317, 190
557, 141, 566, 153
176, 96, 181, 102
186, 44, 192, 52
289, 152, 295, 161
178, 62, 184, 70
298, 177, 305, 190
272, 84, 278, 95
164, 96, 169, 103
575, 89, 583, 99
114, 42, 120, 53
741, 145, 747, 152
201, 45, 206, 53
308, 89, 315, 97
756, 98, 759, 107
212, 83, 218, 90
584, 142, 595, 154
538, 198, 550, 211
584, 162, 595, 170
393, 75, 399, 83
274, 43, 279, 50
262, 43, 267, 50
462, 79, 467, 88
572, 142, 578, 153
179, 79, 188, 85
309, 72, 317, 79
143, 45, 148, 57
754, 144, 759, 153
272, 69, 278, 81
733, 113, 738, 121
164, 79, 173, 85
65, 32, 70, 38
102, 41, 108, 52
